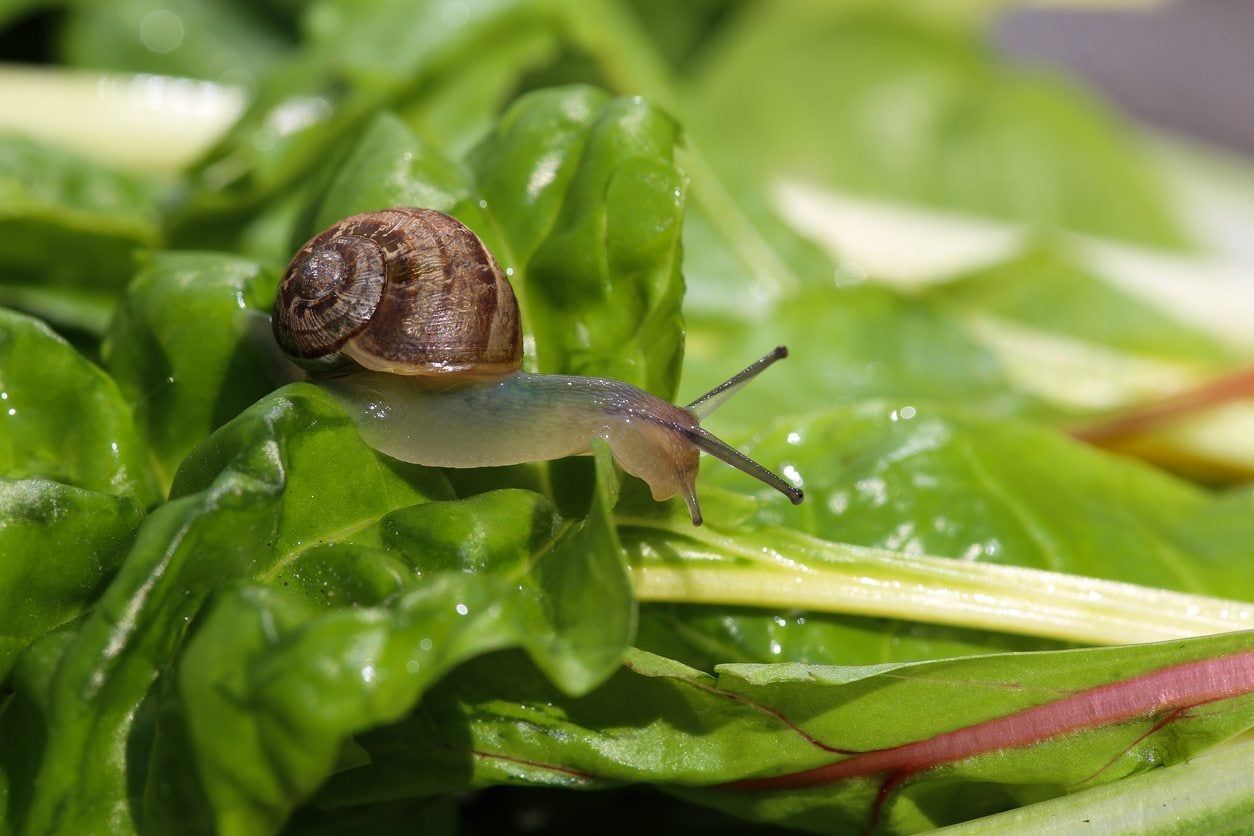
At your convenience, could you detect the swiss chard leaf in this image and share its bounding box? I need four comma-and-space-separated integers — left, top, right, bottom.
0, 136, 161, 329
173, 0, 556, 235
930, 248, 1234, 367
58, 0, 292, 85
620, 396, 1254, 679
307, 112, 468, 230
103, 251, 279, 488
679, 192, 1254, 481
680, 284, 1035, 435
15, 385, 452, 835
12, 383, 633, 835
666, 3, 1254, 483
0, 479, 142, 680
620, 505, 1250, 650
0, 308, 157, 505
699, 401, 1254, 598
335, 633, 1254, 833
169, 457, 628, 835
5, 4, 1252, 832
636, 604, 1064, 673
688, 5, 1186, 247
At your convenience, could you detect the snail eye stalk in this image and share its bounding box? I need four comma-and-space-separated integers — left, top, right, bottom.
686, 346, 789, 420
685, 347, 803, 506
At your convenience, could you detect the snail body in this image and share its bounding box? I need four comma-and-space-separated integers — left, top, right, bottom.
274, 208, 802, 525
324, 371, 702, 503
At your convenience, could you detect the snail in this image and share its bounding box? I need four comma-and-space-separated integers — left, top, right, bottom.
272, 207, 802, 526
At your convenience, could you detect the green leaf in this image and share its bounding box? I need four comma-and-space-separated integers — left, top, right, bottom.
343, 633, 1254, 832
0, 135, 160, 305
0, 479, 141, 680
930, 248, 1234, 366
103, 251, 279, 488
0, 0, 57, 31
0, 308, 157, 504
699, 401, 1253, 598
394, 26, 558, 160
17, 384, 452, 835
689, 6, 1186, 246
619, 0, 745, 70
0, 627, 77, 829
611, 400, 1254, 658
308, 113, 469, 229
7, 6, 1251, 833
0, 284, 116, 340
58, 0, 292, 86
300, 0, 538, 90
680, 193, 1254, 480
166, 451, 628, 834
497, 91, 686, 396
636, 604, 1064, 673
681, 284, 1032, 435
174, 0, 557, 232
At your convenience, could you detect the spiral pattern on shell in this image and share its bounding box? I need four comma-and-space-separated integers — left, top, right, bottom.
273, 207, 523, 379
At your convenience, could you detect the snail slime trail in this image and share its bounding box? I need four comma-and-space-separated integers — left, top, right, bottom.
273, 207, 802, 525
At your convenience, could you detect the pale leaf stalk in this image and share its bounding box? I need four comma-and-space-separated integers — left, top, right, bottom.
0, 66, 244, 173
619, 516, 1254, 646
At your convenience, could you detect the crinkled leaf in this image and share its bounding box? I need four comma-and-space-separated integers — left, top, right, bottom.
103, 251, 279, 488
0, 478, 141, 680
0, 627, 77, 827
0, 308, 157, 504
164, 450, 628, 835
496, 91, 685, 395
308, 113, 469, 229
16, 385, 452, 835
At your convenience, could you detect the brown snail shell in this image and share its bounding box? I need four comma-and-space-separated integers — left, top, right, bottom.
273, 207, 522, 379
